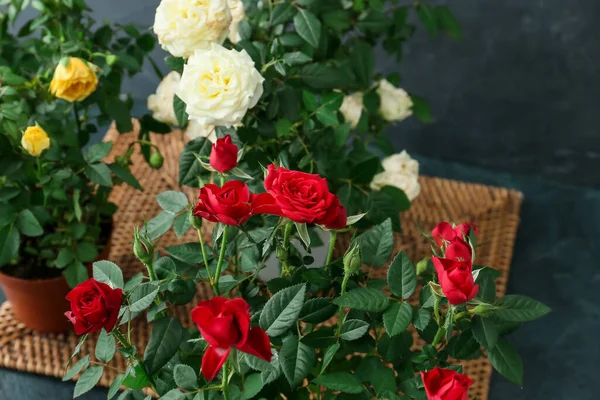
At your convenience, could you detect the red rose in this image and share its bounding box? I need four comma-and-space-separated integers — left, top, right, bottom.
432, 239, 478, 305
191, 297, 272, 381
210, 135, 238, 173
193, 180, 280, 226
431, 222, 477, 246
421, 367, 473, 400
263, 164, 347, 230
65, 279, 123, 335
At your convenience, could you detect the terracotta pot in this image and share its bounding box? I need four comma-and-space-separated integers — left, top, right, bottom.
0, 236, 112, 333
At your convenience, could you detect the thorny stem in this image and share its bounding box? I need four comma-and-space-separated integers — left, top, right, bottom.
213, 225, 230, 296
325, 231, 338, 266
197, 228, 214, 290
113, 329, 158, 395
335, 273, 351, 338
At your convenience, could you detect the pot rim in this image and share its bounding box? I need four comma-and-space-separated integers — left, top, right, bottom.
0, 268, 69, 286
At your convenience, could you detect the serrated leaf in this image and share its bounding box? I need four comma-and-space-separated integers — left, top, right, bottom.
280, 335, 315, 388
62, 355, 89, 381
84, 142, 113, 164
144, 318, 183, 375
471, 315, 499, 349
294, 222, 310, 248
282, 51, 311, 66
357, 218, 393, 267
109, 163, 142, 191
129, 283, 159, 313
156, 191, 188, 213
73, 366, 103, 398
299, 298, 337, 324
387, 251, 417, 299
313, 372, 363, 394
173, 364, 197, 390
333, 287, 389, 312
95, 329, 116, 363
173, 212, 192, 238
16, 209, 43, 236
494, 295, 551, 322
340, 319, 369, 341
320, 343, 340, 375
487, 338, 523, 385
166, 242, 205, 264
242, 373, 263, 400
179, 138, 212, 187
293, 9, 321, 48
173, 95, 188, 128
271, 2, 297, 25
93, 260, 124, 289
145, 210, 175, 240
259, 283, 306, 336
382, 302, 412, 337
107, 374, 125, 399
85, 163, 113, 187
413, 308, 431, 331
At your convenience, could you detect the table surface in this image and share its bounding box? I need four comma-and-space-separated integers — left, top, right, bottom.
0, 156, 596, 400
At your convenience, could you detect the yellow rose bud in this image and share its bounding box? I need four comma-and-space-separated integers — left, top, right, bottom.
22, 125, 50, 157
49, 57, 99, 102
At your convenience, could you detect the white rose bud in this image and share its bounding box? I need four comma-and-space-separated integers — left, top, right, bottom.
147, 71, 181, 126
377, 79, 413, 122
177, 44, 264, 127
186, 120, 217, 142
227, 0, 245, 44
154, 0, 232, 58
370, 150, 421, 201
339, 92, 363, 129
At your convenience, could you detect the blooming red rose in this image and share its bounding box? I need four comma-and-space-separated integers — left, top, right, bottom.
263, 164, 347, 230
210, 135, 238, 173
65, 279, 123, 335
193, 180, 280, 226
421, 367, 473, 400
191, 297, 272, 381
433, 239, 478, 304
431, 222, 478, 246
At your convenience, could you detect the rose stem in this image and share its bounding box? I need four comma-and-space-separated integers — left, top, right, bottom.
335, 272, 350, 338
113, 329, 158, 395
280, 222, 293, 277
197, 228, 215, 291
325, 230, 337, 266
221, 360, 230, 400
213, 225, 230, 296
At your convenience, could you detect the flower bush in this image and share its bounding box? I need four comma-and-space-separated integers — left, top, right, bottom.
0, 0, 171, 284
64, 135, 550, 399
147, 0, 466, 231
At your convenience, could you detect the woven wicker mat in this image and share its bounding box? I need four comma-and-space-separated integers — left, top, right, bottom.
0, 125, 523, 400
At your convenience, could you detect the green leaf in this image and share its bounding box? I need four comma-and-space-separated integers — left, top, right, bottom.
412, 308, 431, 331
259, 283, 306, 337
313, 372, 363, 394
387, 251, 416, 299
95, 329, 116, 363
64, 262, 87, 288
109, 164, 142, 191
84, 142, 113, 164
302, 91, 319, 111
316, 108, 339, 126
104, 96, 133, 133
382, 302, 413, 337
494, 295, 551, 322
474, 267, 497, 303
242, 373, 264, 400
166, 242, 205, 264
333, 287, 389, 312
411, 95, 433, 123
0, 224, 19, 267
351, 41, 375, 87
357, 218, 394, 267
293, 9, 321, 48
280, 335, 315, 388
76, 242, 98, 263
416, 4, 438, 37
173, 212, 192, 238
85, 163, 113, 187
322, 10, 351, 33
355, 356, 396, 395
144, 318, 184, 375
487, 338, 523, 385
340, 319, 369, 341
122, 364, 150, 390
156, 191, 188, 213
299, 298, 337, 324
276, 118, 293, 137
107, 374, 126, 400
271, 2, 297, 25
146, 211, 176, 240
282, 51, 312, 66
436, 6, 462, 40
129, 283, 159, 313
173, 364, 197, 390
179, 138, 212, 187
165, 56, 185, 74
62, 355, 89, 381
472, 315, 499, 349
294, 222, 311, 248
173, 95, 189, 128
161, 389, 184, 400
298, 63, 355, 89
93, 260, 124, 289
73, 366, 104, 398
320, 343, 340, 375
16, 209, 43, 237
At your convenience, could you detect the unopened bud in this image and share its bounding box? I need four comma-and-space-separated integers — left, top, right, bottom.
133, 227, 154, 265
106, 54, 118, 66
343, 243, 362, 275
189, 213, 203, 230
472, 304, 497, 317
149, 151, 164, 169
416, 258, 431, 276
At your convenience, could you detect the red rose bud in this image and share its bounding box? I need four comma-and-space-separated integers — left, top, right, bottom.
431, 221, 478, 246
193, 180, 280, 226
191, 297, 272, 381
65, 279, 123, 335
432, 239, 478, 305
209, 135, 238, 173
263, 164, 347, 230
421, 367, 473, 400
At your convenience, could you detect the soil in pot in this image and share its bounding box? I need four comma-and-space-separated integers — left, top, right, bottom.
0, 219, 113, 333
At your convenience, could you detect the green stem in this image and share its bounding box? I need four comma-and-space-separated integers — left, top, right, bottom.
147, 56, 164, 80
280, 222, 293, 277
222, 361, 230, 400
335, 274, 350, 338
213, 225, 230, 296
453, 311, 469, 322
73, 103, 83, 137
431, 326, 445, 348
325, 231, 337, 266
113, 329, 158, 395
433, 296, 441, 325
197, 228, 214, 289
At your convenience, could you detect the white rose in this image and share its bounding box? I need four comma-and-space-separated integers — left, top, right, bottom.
370, 150, 421, 201
377, 79, 413, 122
177, 44, 264, 127
227, 0, 245, 44
147, 71, 181, 126
186, 120, 217, 142
153, 0, 232, 58
339, 92, 363, 129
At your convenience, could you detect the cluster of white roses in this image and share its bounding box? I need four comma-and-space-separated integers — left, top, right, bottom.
150, 0, 261, 134
370, 151, 421, 201
339, 78, 414, 128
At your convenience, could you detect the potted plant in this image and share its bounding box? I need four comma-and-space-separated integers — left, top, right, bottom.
62, 140, 550, 398
0, 0, 170, 332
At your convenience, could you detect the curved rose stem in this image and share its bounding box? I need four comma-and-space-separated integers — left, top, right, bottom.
280, 222, 294, 277
213, 225, 230, 296
431, 326, 445, 348
335, 273, 350, 338
197, 228, 215, 290
113, 329, 158, 395
325, 231, 337, 266
221, 361, 230, 400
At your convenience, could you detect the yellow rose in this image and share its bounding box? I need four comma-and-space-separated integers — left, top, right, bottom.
49, 57, 98, 102
22, 125, 50, 157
